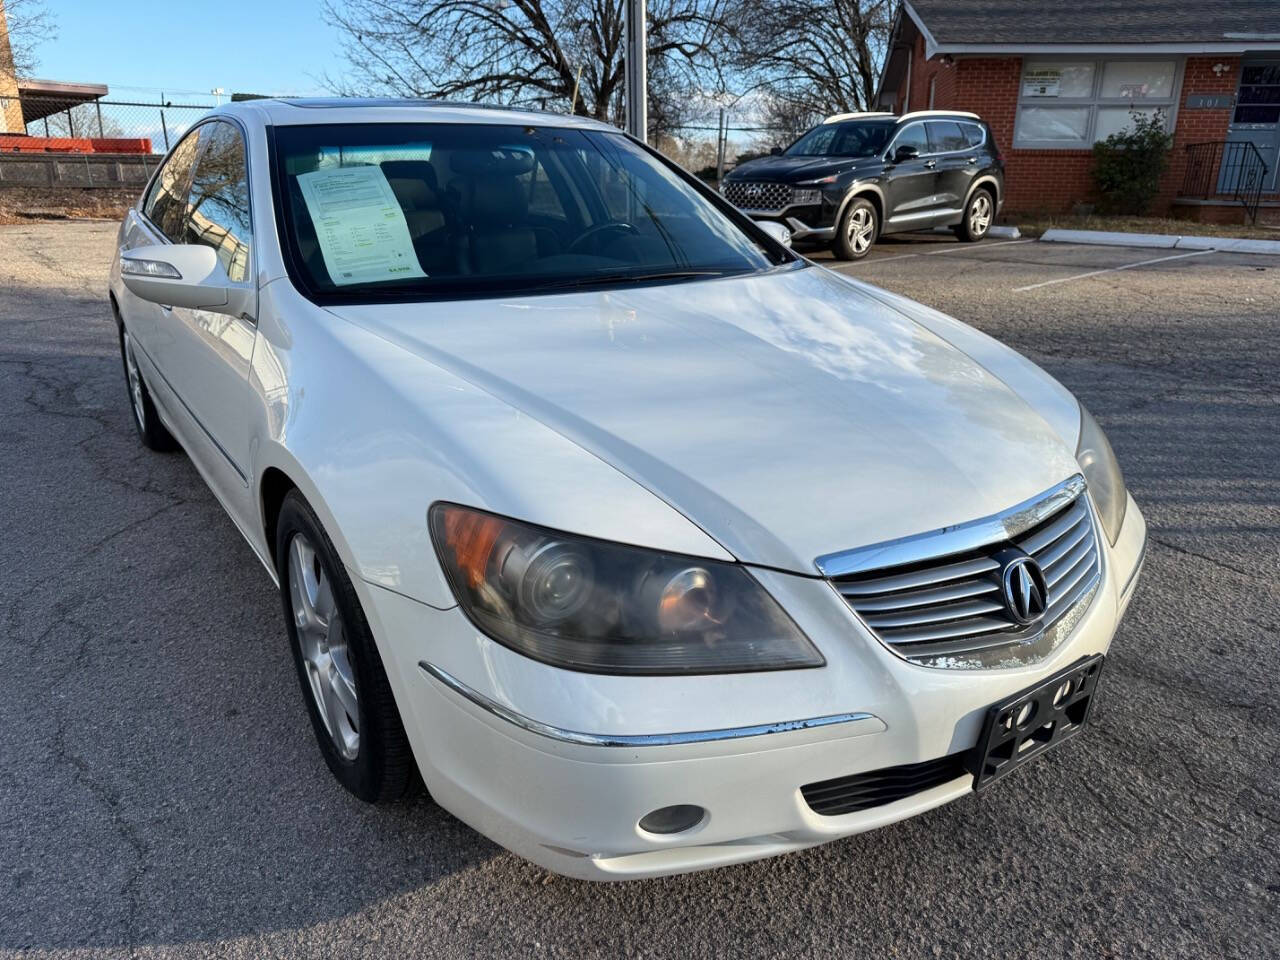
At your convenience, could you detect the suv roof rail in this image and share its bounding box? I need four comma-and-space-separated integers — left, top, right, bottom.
897, 110, 981, 121
822, 111, 895, 124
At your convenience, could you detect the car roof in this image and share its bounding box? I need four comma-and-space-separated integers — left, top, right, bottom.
212, 97, 619, 131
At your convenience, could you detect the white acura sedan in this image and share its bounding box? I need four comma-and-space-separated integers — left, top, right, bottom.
108, 98, 1146, 881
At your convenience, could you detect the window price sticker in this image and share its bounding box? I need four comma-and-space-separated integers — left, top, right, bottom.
297, 165, 427, 286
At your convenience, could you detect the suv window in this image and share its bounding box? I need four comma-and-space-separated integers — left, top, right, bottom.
786, 120, 894, 158
926, 121, 968, 153
181, 121, 253, 283
143, 130, 202, 242
959, 122, 986, 149
891, 122, 929, 156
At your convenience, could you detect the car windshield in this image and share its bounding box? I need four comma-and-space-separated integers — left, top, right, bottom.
271, 122, 791, 301
785, 120, 895, 158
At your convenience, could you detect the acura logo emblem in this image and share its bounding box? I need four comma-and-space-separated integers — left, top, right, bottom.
999, 552, 1048, 625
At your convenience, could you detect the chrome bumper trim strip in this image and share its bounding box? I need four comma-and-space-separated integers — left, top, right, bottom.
1120, 529, 1148, 603
418, 661, 878, 747
815, 474, 1088, 578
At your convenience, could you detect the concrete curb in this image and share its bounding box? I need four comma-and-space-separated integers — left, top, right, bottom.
1038, 227, 1280, 255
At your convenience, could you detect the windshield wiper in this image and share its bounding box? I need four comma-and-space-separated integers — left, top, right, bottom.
535, 270, 725, 291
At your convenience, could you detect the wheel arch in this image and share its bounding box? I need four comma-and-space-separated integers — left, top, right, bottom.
837, 184, 885, 226
260, 465, 298, 570
966, 175, 1000, 207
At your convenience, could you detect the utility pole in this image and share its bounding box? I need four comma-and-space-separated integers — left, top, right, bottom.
715, 108, 726, 187
624, 0, 646, 141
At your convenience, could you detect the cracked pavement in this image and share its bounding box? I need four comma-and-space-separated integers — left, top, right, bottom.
1, 223, 1277, 958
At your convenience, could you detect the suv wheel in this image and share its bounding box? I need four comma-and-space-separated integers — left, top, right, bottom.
833, 198, 878, 260
955, 189, 993, 242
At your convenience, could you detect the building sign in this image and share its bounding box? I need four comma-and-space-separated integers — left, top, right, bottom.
1023, 69, 1062, 97
1185, 94, 1235, 109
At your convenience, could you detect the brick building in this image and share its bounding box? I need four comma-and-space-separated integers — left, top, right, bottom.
875, 1, 1280, 222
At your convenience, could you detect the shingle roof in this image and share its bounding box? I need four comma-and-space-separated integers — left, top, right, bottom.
906, 0, 1280, 45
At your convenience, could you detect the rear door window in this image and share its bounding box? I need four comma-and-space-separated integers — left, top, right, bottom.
927, 121, 969, 153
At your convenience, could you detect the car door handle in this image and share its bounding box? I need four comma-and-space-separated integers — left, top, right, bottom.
924, 160, 937, 169
967, 156, 978, 165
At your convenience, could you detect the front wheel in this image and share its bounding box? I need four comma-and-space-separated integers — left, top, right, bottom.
833, 198, 879, 261
117, 324, 178, 451
276, 491, 417, 803
954, 189, 994, 242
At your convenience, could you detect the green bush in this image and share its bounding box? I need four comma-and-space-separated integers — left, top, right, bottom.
1091, 109, 1174, 214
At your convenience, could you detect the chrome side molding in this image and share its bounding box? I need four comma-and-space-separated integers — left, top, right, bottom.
418, 661, 880, 748
815, 474, 1088, 578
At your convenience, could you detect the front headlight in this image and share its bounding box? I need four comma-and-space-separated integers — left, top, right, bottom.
1075, 405, 1127, 545
429, 503, 823, 675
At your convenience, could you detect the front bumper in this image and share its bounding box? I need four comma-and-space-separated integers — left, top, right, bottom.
355, 495, 1146, 881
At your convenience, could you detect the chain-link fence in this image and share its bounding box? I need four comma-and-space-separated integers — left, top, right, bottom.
2, 94, 216, 152
0, 93, 217, 191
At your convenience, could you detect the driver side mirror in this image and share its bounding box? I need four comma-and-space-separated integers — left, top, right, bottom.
120, 244, 251, 317
770, 146, 783, 156
892, 144, 920, 163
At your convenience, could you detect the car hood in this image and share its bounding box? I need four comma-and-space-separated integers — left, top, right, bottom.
729, 155, 872, 182
327, 266, 1080, 574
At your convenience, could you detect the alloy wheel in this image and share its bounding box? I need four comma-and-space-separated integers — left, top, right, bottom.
969, 193, 992, 235
122, 331, 147, 430
288, 532, 360, 760
847, 207, 875, 254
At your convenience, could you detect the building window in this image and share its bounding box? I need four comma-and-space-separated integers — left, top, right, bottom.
928, 76, 936, 109
1015, 58, 1182, 148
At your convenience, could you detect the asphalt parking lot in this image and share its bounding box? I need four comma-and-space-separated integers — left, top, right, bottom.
2, 222, 1277, 959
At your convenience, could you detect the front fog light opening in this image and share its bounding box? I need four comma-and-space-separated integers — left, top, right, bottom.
638, 804, 707, 836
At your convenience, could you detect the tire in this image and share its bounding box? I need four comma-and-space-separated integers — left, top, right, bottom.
954, 188, 994, 242
117, 321, 178, 452
275, 490, 417, 803
832, 197, 879, 261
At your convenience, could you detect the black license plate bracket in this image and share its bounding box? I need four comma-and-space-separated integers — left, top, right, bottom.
969, 654, 1105, 792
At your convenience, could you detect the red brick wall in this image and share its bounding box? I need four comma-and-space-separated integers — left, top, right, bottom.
894, 48, 1264, 216
1156, 56, 1240, 209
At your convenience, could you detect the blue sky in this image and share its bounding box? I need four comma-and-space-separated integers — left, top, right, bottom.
29, 0, 345, 98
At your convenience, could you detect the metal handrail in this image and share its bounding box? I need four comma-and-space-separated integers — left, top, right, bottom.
1180, 140, 1268, 224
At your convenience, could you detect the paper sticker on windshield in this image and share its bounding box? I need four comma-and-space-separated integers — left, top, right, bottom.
297, 165, 426, 286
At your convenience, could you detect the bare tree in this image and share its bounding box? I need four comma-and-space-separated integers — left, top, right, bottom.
1, 0, 56, 78
753, 93, 821, 150
734, 0, 892, 121
322, 0, 735, 138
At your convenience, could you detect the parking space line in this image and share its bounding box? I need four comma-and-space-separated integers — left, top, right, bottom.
837, 238, 1035, 268
922, 238, 1036, 255
1012, 248, 1218, 292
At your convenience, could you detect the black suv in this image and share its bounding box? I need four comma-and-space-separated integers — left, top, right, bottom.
722, 111, 1003, 260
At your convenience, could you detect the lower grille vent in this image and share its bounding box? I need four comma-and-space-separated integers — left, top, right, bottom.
801, 753, 969, 816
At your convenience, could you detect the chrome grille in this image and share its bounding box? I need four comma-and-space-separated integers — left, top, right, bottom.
833, 491, 1101, 668
722, 181, 794, 211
